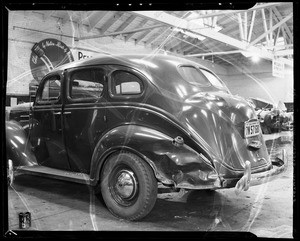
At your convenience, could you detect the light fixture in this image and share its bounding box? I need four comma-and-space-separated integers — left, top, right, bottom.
251, 55, 260, 63
241, 51, 261, 63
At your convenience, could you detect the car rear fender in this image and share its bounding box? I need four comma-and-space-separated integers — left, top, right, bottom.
89, 125, 220, 189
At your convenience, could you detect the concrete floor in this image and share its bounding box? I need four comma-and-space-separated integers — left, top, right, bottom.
7, 131, 293, 238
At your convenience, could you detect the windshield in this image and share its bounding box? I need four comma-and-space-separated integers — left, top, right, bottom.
178, 65, 226, 89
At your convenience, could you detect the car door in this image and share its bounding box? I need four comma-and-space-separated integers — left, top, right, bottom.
30, 73, 70, 170
63, 67, 107, 174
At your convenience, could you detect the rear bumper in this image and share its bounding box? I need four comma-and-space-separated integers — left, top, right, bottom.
250, 149, 287, 186
234, 149, 288, 195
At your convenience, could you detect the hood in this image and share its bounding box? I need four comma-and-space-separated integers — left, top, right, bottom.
177, 92, 271, 177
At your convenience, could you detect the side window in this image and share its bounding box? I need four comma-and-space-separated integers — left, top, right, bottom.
41, 75, 61, 101
111, 71, 143, 96
70, 69, 104, 101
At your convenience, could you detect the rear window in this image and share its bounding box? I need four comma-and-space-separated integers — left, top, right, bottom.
200, 69, 225, 88
111, 71, 143, 96
178, 66, 211, 87
178, 66, 225, 89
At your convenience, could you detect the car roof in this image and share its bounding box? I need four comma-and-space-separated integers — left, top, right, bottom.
52, 54, 209, 73
46, 54, 225, 100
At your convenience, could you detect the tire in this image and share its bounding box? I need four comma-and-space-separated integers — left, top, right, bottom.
100, 151, 157, 221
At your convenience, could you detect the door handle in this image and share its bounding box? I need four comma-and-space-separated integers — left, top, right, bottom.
53, 112, 61, 115
63, 112, 72, 115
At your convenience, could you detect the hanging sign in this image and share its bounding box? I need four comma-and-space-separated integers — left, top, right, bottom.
30, 38, 74, 82
272, 59, 285, 78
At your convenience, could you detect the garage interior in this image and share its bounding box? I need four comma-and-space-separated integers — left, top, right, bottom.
4, 2, 294, 238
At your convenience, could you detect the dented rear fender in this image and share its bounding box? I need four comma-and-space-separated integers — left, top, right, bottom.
89, 125, 220, 188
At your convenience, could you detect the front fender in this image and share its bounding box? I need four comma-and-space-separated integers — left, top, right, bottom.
89, 125, 220, 189
5, 120, 37, 167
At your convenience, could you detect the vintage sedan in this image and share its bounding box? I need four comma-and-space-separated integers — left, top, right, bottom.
6, 54, 287, 220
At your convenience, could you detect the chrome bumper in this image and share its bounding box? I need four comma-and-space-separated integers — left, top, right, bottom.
235, 149, 288, 195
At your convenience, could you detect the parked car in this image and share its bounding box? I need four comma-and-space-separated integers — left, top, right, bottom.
251, 98, 293, 134
249, 97, 274, 111
6, 54, 287, 220
7, 102, 33, 129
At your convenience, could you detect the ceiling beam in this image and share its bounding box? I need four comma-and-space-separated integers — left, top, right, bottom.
135, 27, 157, 45
133, 11, 274, 60
113, 14, 136, 33
269, 8, 273, 42
186, 50, 242, 57
164, 32, 182, 50
275, 49, 293, 57
248, 12, 292, 47
272, 6, 293, 43
135, 27, 166, 45
247, 10, 256, 42
168, 33, 186, 50
86, 11, 107, 32
238, 13, 245, 41
187, 2, 290, 20
273, 26, 281, 46
170, 35, 209, 54
145, 28, 171, 46
244, 12, 248, 41
124, 19, 148, 42
181, 39, 199, 53
261, 8, 270, 44
77, 23, 166, 41
98, 12, 123, 34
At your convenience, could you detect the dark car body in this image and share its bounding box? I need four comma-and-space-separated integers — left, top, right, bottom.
6, 54, 287, 220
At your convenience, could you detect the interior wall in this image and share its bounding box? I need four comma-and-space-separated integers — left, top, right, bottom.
222, 60, 293, 104
186, 57, 293, 104
7, 11, 153, 96
7, 11, 293, 106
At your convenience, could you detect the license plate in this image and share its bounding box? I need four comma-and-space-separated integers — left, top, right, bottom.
244, 120, 260, 138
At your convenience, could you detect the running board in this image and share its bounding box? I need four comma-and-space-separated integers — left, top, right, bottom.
17, 166, 91, 185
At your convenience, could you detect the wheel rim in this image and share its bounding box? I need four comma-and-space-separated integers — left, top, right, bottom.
109, 166, 139, 206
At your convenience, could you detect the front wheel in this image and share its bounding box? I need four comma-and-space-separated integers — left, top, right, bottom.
100, 152, 157, 221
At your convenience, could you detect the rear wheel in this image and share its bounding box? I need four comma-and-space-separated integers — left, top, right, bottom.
100, 152, 157, 221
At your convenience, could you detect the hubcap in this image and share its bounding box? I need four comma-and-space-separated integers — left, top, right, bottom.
115, 170, 137, 199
